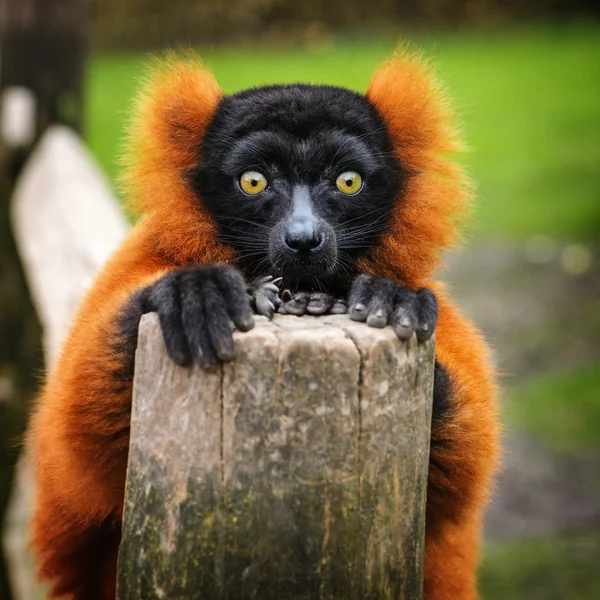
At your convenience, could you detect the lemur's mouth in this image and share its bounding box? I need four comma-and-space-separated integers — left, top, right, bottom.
280, 260, 330, 278
274, 244, 337, 278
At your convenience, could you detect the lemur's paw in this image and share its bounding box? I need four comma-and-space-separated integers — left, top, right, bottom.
278, 290, 347, 316
247, 275, 282, 319
348, 274, 437, 342
143, 265, 254, 371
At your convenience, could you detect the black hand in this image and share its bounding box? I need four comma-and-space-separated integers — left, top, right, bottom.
247, 275, 282, 319
141, 265, 254, 371
348, 274, 437, 342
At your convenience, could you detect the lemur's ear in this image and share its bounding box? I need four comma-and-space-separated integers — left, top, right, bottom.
361, 49, 472, 286
122, 54, 223, 218
120, 56, 235, 265
366, 49, 462, 172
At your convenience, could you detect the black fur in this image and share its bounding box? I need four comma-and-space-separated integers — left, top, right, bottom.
432, 360, 452, 426
189, 84, 404, 293
428, 360, 455, 521
112, 288, 149, 384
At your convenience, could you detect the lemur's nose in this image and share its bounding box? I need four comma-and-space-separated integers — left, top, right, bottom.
284, 219, 323, 252
283, 185, 324, 253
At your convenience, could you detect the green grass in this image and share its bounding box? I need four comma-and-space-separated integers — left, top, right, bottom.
430, 25, 600, 242
85, 22, 600, 242
505, 360, 600, 455
481, 532, 600, 600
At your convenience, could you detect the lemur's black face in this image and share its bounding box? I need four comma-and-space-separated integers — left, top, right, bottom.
190, 84, 403, 290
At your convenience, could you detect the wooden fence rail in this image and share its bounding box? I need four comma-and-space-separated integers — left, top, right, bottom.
5, 126, 435, 599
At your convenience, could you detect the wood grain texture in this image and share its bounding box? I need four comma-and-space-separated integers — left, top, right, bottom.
118, 313, 435, 600
5, 125, 128, 600
10, 125, 128, 363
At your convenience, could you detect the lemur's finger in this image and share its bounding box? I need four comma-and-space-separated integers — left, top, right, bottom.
391, 288, 418, 341
252, 275, 281, 288
255, 275, 273, 284
349, 274, 372, 302
146, 279, 191, 367
365, 279, 397, 328
255, 291, 276, 319
366, 310, 387, 328
349, 274, 374, 321
180, 284, 220, 371
416, 288, 438, 342
213, 268, 254, 332
306, 292, 334, 315
203, 285, 236, 362
330, 298, 348, 314
285, 292, 309, 316
349, 302, 367, 321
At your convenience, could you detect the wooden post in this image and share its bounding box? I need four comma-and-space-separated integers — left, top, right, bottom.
118, 313, 435, 599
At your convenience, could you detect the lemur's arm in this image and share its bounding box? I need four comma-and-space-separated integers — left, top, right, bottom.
28, 233, 173, 597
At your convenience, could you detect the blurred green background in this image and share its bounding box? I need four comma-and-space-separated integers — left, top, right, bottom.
3, 0, 600, 598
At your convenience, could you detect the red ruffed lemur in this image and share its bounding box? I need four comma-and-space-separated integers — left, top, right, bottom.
27, 49, 499, 599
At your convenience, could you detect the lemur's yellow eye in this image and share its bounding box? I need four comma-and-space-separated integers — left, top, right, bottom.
239, 171, 268, 195
336, 171, 363, 195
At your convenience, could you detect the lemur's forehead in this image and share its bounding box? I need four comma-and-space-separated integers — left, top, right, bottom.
220, 127, 383, 179
210, 83, 386, 140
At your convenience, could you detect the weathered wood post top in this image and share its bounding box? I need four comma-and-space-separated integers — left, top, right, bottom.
118, 312, 435, 600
